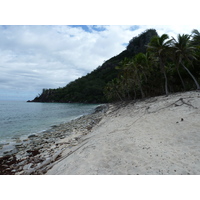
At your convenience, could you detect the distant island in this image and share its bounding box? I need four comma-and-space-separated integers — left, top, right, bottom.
29, 29, 200, 103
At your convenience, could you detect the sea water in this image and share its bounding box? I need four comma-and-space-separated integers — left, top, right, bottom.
0, 101, 98, 144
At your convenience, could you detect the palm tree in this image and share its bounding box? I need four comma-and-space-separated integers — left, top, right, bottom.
169, 47, 186, 90
131, 53, 150, 98
191, 29, 200, 47
104, 78, 124, 101
147, 34, 172, 96
116, 53, 151, 99
191, 29, 200, 63
123, 58, 144, 99
115, 58, 135, 100
171, 34, 200, 90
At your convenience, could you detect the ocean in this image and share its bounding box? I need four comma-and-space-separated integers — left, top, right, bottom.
0, 101, 98, 144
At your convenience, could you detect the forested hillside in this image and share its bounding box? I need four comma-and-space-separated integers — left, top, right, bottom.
30, 28, 200, 103
104, 30, 200, 101
30, 29, 158, 103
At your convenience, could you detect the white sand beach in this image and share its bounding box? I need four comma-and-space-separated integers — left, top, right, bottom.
46, 91, 200, 175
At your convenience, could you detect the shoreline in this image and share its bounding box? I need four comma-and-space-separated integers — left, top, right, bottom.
1, 90, 200, 175
47, 90, 200, 175
0, 105, 108, 175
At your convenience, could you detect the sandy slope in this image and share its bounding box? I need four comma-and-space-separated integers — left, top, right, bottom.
46, 91, 200, 175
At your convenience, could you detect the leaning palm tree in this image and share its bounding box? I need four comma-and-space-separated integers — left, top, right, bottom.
147, 34, 172, 96
171, 34, 200, 90
191, 29, 200, 47
191, 29, 200, 62
169, 47, 186, 90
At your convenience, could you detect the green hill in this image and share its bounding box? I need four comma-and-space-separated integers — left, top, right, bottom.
30, 29, 158, 103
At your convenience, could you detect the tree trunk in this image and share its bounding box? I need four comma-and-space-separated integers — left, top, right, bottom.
115, 88, 123, 101
181, 62, 200, 90
138, 80, 145, 99
176, 66, 186, 90
163, 70, 169, 96
133, 87, 137, 100
160, 58, 169, 96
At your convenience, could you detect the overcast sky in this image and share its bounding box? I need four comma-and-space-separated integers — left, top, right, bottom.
0, 25, 200, 100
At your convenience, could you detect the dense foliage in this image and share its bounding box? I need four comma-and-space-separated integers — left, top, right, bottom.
104, 30, 200, 102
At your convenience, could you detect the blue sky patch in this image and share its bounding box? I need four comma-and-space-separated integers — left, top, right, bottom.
130, 25, 140, 31
68, 25, 106, 33
68, 25, 91, 32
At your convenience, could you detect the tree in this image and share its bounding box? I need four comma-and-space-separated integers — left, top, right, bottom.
171, 34, 200, 90
147, 34, 172, 96
130, 53, 150, 98
191, 29, 200, 62
104, 78, 124, 101
191, 29, 200, 47
169, 47, 186, 90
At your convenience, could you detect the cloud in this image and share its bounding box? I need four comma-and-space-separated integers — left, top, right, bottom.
0, 25, 200, 100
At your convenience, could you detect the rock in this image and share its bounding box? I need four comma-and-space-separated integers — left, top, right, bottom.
52, 150, 62, 162
0, 143, 9, 149
51, 125, 59, 128
94, 105, 107, 113
15, 171, 24, 175
24, 168, 35, 175
26, 149, 40, 156
15, 139, 22, 143
36, 157, 51, 169
71, 141, 79, 146
15, 143, 23, 148
15, 153, 24, 161
50, 145, 56, 149
28, 134, 38, 138
2, 145, 18, 156
23, 163, 33, 170
18, 160, 27, 166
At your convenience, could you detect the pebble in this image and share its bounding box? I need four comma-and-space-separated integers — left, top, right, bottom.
0, 105, 108, 175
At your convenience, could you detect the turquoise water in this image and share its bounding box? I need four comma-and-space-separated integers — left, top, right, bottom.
0, 101, 98, 143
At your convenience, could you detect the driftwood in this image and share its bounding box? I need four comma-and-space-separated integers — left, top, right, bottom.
146, 97, 197, 114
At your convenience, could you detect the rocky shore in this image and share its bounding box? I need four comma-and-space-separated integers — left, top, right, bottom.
2, 91, 200, 175
0, 105, 108, 175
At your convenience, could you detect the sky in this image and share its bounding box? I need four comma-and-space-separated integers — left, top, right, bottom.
0, 24, 200, 101
0, 0, 199, 101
